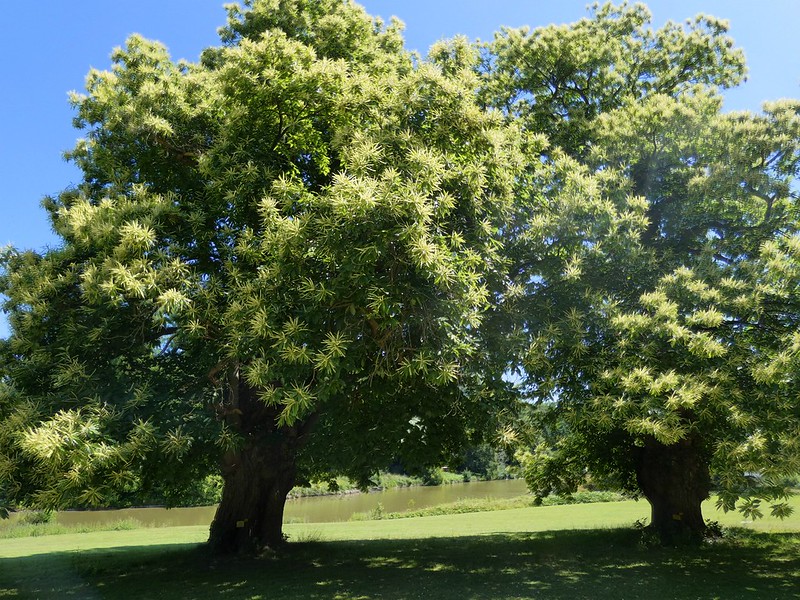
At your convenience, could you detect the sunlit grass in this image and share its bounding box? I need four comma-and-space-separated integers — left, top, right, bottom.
1, 497, 799, 599
3, 492, 799, 541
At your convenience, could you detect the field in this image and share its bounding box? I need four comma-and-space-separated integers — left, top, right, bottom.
1, 498, 799, 599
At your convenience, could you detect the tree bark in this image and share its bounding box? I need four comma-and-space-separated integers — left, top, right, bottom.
634, 434, 711, 544
208, 437, 298, 554
207, 370, 316, 555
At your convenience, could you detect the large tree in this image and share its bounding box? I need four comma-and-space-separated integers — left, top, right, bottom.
483, 3, 800, 542
0, 0, 523, 553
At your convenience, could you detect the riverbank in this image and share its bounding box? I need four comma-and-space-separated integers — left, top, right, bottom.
0, 489, 620, 540
1, 500, 798, 599
348, 490, 626, 521
287, 469, 468, 498
1, 479, 531, 533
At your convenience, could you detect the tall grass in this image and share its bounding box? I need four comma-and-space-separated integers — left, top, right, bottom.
349, 490, 626, 521
0, 517, 142, 539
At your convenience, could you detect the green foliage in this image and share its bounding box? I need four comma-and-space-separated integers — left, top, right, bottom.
420, 468, 445, 487
483, 2, 745, 156
370, 472, 423, 490
454, 444, 510, 481
0, 0, 524, 526
483, 2, 800, 526
120, 474, 224, 508
289, 476, 354, 498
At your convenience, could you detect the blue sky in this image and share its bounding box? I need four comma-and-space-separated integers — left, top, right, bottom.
1, 1, 799, 335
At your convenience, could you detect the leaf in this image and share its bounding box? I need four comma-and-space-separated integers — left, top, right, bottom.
739, 498, 763, 520
770, 502, 794, 519
78, 486, 106, 508
278, 385, 316, 427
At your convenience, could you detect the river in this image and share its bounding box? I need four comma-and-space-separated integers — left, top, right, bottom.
45, 479, 529, 528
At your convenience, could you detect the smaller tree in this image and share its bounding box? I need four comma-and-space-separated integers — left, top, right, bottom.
484, 3, 800, 542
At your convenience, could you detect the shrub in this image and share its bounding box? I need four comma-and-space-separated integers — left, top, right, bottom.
20, 510, 55, 525
456, 445, 510, 480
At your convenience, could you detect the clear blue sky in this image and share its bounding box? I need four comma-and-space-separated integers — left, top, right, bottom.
1, 1, 798, 335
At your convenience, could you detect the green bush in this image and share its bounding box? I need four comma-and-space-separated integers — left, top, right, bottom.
422, 468, 444, 486
541, 491, 626, 505
289, 476, 355, 498
372, 472, 423, 489
20, 510, 55, 525
456, 445, 510, 481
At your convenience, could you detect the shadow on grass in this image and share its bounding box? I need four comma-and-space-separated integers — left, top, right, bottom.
2, 529, 799, 599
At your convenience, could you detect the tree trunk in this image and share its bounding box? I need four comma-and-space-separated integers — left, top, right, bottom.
206, 369, 316, 555
634, 434, 711, 544
208, 439, 298, 554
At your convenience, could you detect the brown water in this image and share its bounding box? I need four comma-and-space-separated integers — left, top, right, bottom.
46, 478, 528, 528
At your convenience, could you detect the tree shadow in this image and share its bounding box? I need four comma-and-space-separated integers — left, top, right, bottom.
2, 529, 798, 599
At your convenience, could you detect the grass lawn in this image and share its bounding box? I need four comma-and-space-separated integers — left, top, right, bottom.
1, 498, 799, 599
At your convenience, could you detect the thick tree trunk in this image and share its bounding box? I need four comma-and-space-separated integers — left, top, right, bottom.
634, 434, 711, 544
206, 369, 316, 555
208, 439, 297, 554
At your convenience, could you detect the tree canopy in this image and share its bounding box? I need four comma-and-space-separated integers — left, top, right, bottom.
0, 0, 523, 553
484, 3, 800, 541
